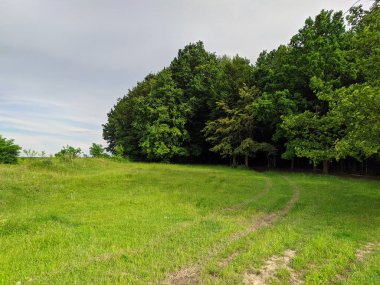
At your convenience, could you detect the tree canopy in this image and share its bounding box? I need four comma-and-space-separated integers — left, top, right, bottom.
103, 1, 380, 174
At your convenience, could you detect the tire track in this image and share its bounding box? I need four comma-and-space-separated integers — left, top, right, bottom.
153, 175, 272, 245
164, 175, 300, 285
25, 175, 272, 284
222, 176, 272, 212
93, 175, 273, 260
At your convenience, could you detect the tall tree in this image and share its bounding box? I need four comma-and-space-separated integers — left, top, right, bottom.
347, 0, 380, 84
103, 74, 155, 158
327, 84, 380, 162
203, 86, 275, 167
139, 69, 190, 161
280, 111, 342, 173
289, 9, 355, 106
169, 41, 219, 158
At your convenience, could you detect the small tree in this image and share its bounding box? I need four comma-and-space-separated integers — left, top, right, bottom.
0, 135, 21, 164
55, 145, 81, 162
112, 144, 126, 161
89, 143, 108, 158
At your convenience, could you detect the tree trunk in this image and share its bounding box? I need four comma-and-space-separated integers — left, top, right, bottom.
339, 160, 345, 173
232, 155, 237, 167
352, 161, 357, 173
245, 155, 249, 168
323, 160, 329, 174
313, 164, 317, 172
290, 158, 295, 171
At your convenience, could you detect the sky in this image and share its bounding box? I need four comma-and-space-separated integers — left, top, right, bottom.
0, 0, 372, 155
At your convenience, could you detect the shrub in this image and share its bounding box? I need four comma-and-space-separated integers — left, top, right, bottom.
0, 135, 21, 164
112, 144, 126, 161
55, 145, 81, 161
89, 143, 109, 158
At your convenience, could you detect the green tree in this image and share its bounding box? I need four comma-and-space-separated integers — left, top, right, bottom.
169, 41, 220, 157
289, 9, 355, 108
0, 135, 21, 164
101, 3, 380, 173
89, 143, 108, 158
280, 111, 342, 173
139, 69, 190, 161
103, 74, 155, 159
327, 84, 380, 162
111, 144, 125, 161
203, 86, 275, 167
347, 1, 380, 84
55, 145, 82, 161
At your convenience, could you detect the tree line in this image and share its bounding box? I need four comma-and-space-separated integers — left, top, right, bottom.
0, 139, 115, 163
103, 2, 380, 174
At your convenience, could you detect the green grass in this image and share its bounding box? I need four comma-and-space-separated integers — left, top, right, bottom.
0, 159, 379, 284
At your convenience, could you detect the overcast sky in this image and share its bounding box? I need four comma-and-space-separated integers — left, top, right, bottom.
0, 0, 371, 154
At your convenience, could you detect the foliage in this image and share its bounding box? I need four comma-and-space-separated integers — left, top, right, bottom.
328, 84, 380, 161
347, 0, 380, 84
203, 86, 255, 162
89, 143, 109, 158
280, 111, 342, 166
110, 144, 126, 161
55, 145, 82, 161
203, 86, 276, 165
103, 2, 380, 173
138, 69, 190, 161
103, 74, 155, 159
0, 135, 21, 164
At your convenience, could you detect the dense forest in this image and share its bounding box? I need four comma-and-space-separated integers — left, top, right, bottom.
103, 1, 380, 174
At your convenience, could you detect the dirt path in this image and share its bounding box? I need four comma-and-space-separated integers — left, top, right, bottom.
222, 176, 272, 212
106, 175, 273, 258
243, 249, 301, 285
335, 242, 378, 283
155, 175, 273, 246
242, 241, 378, 285
26, 175, 272, 284
355, 242, 377, 262
163, 176, 300, 285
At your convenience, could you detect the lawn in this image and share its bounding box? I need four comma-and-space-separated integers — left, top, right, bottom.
0, 159, 379, 284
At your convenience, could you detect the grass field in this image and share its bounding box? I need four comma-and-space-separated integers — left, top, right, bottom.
0, 159, 379, 284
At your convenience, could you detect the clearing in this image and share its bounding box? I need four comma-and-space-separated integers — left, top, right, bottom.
0, 159, 379, 284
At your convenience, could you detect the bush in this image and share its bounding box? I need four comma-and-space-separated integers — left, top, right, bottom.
89, 143, 109, 158
55, 145, 81, 161
112, 144, 126, 161
0, 135, 21, 164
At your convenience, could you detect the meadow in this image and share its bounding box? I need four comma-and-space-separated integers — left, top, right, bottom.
0, 159, 379, 284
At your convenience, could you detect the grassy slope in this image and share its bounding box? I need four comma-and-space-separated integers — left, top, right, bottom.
0, 159, 379, 284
